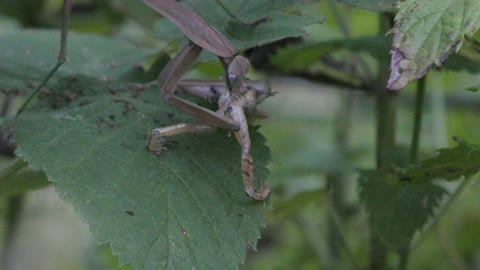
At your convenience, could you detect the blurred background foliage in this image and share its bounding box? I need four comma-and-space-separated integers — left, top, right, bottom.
0, 0, 479, 269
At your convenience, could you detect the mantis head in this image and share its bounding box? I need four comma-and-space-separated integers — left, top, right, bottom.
227, 55, 250, 93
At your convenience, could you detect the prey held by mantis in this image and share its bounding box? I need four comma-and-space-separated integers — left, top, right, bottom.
22, 0, 273, 200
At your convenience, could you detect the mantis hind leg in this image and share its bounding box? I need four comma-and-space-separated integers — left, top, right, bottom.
147, 123, 213, 155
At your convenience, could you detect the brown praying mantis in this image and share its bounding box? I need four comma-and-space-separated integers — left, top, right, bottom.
18, 0, 272, 201
143, 0, 272, 200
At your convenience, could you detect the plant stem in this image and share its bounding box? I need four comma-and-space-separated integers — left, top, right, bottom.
376, 90, 397, 168
16, 0, 70, 117
2, 195, 24, 260
1, 159, 29, 268
410, 77, 426, 164
374, 12, 396, 168
371, 13, 395, 270
0, 159, 28, 180
399, 250, 409, 270
326, 191, 362, 270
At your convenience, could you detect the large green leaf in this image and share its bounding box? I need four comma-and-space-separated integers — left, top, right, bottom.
387, 0, 480, 90
154, 0, 325, 53
394, 137, 480, 184
15, 78, 270, 269
0, 31, 160, 91
359, 170, 447, 252
336, 0, 397, 12
4, 26, 274, 269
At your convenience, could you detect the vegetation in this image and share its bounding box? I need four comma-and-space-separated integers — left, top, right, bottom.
0, 0, 479, 269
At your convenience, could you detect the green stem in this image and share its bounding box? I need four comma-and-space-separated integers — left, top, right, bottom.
1, 159, 29, 267
16, 0, 70, 117
410, 77, 426, 164
326, 191, 362, 270
375, 13, 396, 169
371, 14, 395, 270
0, 159, 28, 180
399, 250, 409, 270
376, 90, 397, 168
2, 195, 24, 257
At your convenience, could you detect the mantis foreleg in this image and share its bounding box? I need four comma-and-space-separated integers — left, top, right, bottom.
159, 42, 238, 130
142, 0, 236, 58
228, 97, 271, 200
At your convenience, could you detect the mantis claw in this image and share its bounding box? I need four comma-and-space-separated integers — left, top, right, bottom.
245, 180, 271, 201
147, 123, 214, 155
147, 129, 175, 155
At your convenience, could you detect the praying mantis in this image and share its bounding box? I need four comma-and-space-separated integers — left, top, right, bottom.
143, 0, 272, 200
19, 0, 272, 201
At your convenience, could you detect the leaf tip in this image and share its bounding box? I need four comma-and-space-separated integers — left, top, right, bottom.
387, 47, 408, 90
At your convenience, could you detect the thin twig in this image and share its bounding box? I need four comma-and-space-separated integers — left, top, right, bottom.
16, 0, 71, 117
410, 77, 426, 164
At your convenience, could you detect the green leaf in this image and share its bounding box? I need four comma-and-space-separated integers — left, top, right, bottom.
466, 86, 479, 92
0, 159, 49, 196
395, 137, 480, 184
359, 170, 447, 251
14, 78, 270, 269
387, 0, 480, 90
0, 167, 49, 196
0, 30, 159, 92
154, 0, 325, 53
5, 18, 272, 269
336, 0, 398, 12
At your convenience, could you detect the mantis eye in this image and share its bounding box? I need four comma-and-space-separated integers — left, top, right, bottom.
228, 73, 238, 82
227, 73, 242, 91
227, 73, 240, 89
227, 55, 250, 91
